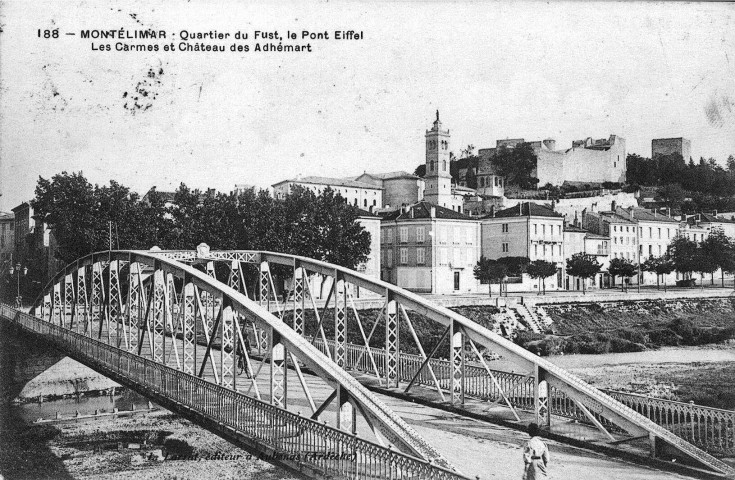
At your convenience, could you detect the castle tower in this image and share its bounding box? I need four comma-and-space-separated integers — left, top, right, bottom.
424, 110, 452, 208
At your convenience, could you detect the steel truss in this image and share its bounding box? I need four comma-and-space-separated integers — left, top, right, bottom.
146, 248, 735, 477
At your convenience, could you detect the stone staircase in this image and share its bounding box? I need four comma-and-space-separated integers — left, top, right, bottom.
512, 304, 544, 333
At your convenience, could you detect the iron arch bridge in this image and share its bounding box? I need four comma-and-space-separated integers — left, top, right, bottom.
6, 247, 734, 478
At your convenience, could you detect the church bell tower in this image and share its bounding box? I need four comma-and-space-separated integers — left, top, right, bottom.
424, 110, 452, 208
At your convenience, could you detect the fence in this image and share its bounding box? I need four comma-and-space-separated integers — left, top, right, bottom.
314, 338, 735, 457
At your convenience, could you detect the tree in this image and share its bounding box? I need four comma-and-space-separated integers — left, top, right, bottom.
608, 257, 637, 291
658, 183, 685, 211
526, 260, 557, 295
668, 234, 699, 282
700, 228, 735, 287
474, 256, 508, 297
565, 253, 602, 294
492, 143, 539, 190
497, 256, 530, 277
641, 255, 675, 291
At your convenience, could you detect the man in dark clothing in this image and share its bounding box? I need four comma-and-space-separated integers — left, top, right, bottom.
522, 423, 549, 479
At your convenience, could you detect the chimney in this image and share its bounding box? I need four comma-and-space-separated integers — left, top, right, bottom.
611, 200, 617, 212
430, 206, 436, 218
410, 207, 414, 219
490, 205, 496, 217
519, 202, 523, 215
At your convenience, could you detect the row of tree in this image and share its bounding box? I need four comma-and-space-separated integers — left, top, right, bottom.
473, 228, 735, 295
15, 172, 373, 301
627, 153, 735, 198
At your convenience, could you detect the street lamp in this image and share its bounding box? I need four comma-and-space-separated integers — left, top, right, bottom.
9, 263, 27, 307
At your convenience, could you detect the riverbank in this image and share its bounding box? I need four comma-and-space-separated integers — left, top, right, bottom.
549, 345, 735, 410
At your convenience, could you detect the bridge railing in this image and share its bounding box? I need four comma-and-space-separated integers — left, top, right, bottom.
1, 304, 469, 480
313, 338, 735, 457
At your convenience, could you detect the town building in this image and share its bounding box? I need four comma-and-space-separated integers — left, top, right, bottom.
652, 137, 691, 162
621, 207, 679, 284
0, 212, 14, 267
272, 176, 383, 210
423, 112, 465, 212
481, 202, 564, 292
562, 224, 611, 290
582, 208, 638, 287
380, 202, 480, 294
686, 213, 735, 239
354, 171, 424, 209
10, 202, 60, 296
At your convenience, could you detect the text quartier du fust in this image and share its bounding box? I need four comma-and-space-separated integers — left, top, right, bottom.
80, 29, 363, 53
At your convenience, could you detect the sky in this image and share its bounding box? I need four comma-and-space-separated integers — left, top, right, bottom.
1, 1, 734, 212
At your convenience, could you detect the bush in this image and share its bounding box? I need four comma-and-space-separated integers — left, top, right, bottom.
676, 278, 697, 287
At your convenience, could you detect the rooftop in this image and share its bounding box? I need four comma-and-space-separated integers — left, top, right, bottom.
0, 212, 15, 221
381, 201, 474, 221
485, 202, 563, 219
274, 176, 381, 190
358, 171, 418, 181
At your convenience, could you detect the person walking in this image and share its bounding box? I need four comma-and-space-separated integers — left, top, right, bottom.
522, 423, 549, 479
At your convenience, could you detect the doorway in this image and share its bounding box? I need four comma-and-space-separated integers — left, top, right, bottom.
453, 271, 460, 291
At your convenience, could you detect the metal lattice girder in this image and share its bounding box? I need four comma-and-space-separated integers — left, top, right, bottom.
91, 262, 104, 340
204, 261, 217, 339
385, 298, 399, 388
108, 260, 122, 347
41, 293, 52, 323
334, 275, 347, 368
220, 300, 236, 389
292, 266, 305, 335
63, 273, 74, 329
164, 272, 181, 369
182, 282, 196, 375
126, 262, 142, 352
228, 260, 240, 292
52, 282, 62, 326
76, 266, 89, 335
270, 330, 287, 408
450, 321, 465, 405
152, 269, 165, 363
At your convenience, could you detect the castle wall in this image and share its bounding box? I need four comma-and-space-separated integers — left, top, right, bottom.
536, 137, 626, 186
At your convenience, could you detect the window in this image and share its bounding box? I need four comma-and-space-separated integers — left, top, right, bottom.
399, 227, 408, 243
613, 225, 617, 232
534, 244, 538, 256
558, 225, 561, 236
543, 245, 547, 257
614, 236, 617, 244
658, 245, 662, 255
649, 245, 652, 256
626, 226, 629, 233
416, 226, 425, 243
364, 199, 367, 207
649, 227, 652, 238
502, 243, 509, 253
440, 248, 448, 265
502, 223, 509, 233
417, 247, 426, 265
453, 227, 460, 244
400, 248, 408, 265
658, 228, 661, 239
542, 224, 546, 236
466, 248, 474, 265
453, 248, 461, 266
387, 250, 393, 267
466, 227, 473, 244
667, 228, 671, 238
386, 228, 393, 243
534, 224, 538, 235
440, 227, 447, 244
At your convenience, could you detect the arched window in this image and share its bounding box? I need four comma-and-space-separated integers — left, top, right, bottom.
354, 199, 357, 206
373, 199, 376, 206
364, 199, 367, 207
430, 160, 434, 171
442, 160, 447, 171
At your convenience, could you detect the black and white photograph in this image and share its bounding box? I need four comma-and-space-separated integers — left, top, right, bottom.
1, 1, 734, 479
